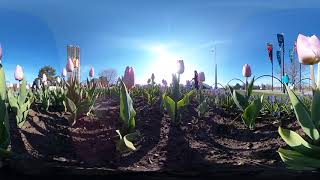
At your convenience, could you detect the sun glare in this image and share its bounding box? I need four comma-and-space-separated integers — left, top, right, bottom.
147, 45, 179, 84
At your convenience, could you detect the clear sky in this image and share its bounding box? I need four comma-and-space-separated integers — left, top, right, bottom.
0, 0, 320, 86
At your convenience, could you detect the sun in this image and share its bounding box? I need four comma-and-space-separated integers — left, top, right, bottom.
147, 45, 179, 84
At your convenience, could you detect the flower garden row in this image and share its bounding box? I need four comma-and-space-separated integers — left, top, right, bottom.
0, 33, 320, 170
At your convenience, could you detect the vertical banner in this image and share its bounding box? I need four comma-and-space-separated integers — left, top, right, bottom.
289, 49, 294, 63
267, 43, 273, 63
276, 50, 281, 67
267, 43, 273, 91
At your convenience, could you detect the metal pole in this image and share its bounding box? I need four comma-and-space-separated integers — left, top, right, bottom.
282, 39, 285, 93
272, 61, 273, 91
299, 63, 302, 92
214, 45, 217, 89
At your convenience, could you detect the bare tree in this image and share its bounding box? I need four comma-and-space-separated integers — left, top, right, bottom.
98, 68, 118, 86
275, 60, 308, 90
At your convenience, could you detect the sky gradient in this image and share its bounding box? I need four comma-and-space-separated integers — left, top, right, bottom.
1, 0, 320, 86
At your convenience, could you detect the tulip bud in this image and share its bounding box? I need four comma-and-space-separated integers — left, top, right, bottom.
62, 68, 67, 77
242, 64, 251, 77
123, 66, 135, 90
162, 79, 167, 86
42, 74, 47, 82
198, 72, 205, 82
296, 34, 320, 65
89, 67, 94, 77
176, 60, 185, 74
66, 58, 74, 72
147, 78, 151, 84
14, 65, 24, 81
56, 77, 61, 83
151, 73, 155, 82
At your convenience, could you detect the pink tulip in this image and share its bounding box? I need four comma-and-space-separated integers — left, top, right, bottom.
123, 66, 135, 90
42, 74, 47, 82
89, 67, 94, 77
62, 68, 67, 77
242, 64, 251, 77
66, 58, 74, 72
296, 34, 320, 65
176, 60, 185, 74
14, 65, 24, 81
198, 72, 205, 82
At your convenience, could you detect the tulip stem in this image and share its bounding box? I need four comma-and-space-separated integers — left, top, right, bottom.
310, 65, 316, 90
317, 62, 320, 90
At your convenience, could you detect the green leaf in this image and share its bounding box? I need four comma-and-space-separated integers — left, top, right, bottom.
119, 80, 135, 127
164, 95, 176, 121
241, 98, 262, 129
247, 77, 255, 98
0, 65, 7, 101
286, 85, 319, 141
278, 127, 320, 158
232, 90, 247, 111
0, 147, 11, 159
278, 148, 320, 170
177, 90, 194, 110
19, 78, 27, 105
311, 89, 320, 128
66, 97, 77, 114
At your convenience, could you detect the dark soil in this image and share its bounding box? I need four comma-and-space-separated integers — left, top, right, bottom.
2, 94, 312, 178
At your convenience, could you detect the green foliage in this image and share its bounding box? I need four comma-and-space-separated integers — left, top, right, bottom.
228, 77, 263, 130
65, 77, 87, 125
34, 85, 50, 111
162, 74, 194, 123
0, 65, 10, 160
116, 79, 140, 153
50, 86, 67, 112
144, 81, 160, 106
278, 86, 320, 170
195, 89, 209, 118
8, 78, 34, 128
83, 78, 101, 116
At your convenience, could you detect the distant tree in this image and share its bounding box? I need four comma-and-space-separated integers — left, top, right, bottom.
98, 68, 117, 86
233, 83, 241, 90
38, 65, 56, 82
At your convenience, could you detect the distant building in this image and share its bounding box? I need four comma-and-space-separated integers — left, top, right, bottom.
67, 45, 80, 82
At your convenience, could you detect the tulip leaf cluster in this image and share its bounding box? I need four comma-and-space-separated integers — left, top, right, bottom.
8, 78, 34, 128
116, 79, 140, 153
162, 74, 195, 123
144, 76, 159, 105
278, 86, 320, 170
83, 78, 101, 116
228, 77, 263, 129
0, 65, 11, 160
195, 89, 209, 118
50, 86, 67, 112
34, 84, 51, 111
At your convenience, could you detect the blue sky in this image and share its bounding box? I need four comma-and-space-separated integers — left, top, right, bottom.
0, 0, 320, 86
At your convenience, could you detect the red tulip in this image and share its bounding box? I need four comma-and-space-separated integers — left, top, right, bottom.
123, 66, 135, 90
242, 64, 251, 77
